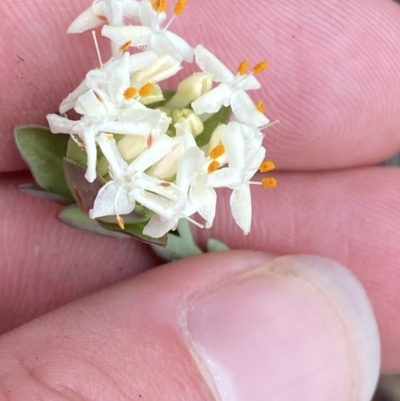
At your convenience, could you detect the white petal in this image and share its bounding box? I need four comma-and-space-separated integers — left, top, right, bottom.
59, 79, 88, 114
149, 33, 184, 61
230, 185, 252, 234
221, 122, 246, 170
233, 74, 262, 91
195, 45, 234, 83
108, 52, 131, 103
81, 129, 98, 183
139, 0, 166, 27
190, 182, 216, 228
129, 50, 159, 74
132, 55, 182, 84
67, 6, 104, 34
143, 213, 177, 238
191, 84, 232, 115
97, 133, 128, 177
231, 91, 269, 128
164, 31, 194, 62
89, 182, 119, 219
97, 120, 153, 135
102, 25, 152, 47
46, 114, 76, 134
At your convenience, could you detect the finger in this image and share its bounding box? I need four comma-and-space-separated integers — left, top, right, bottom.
0, 172, 161, 335
3, 167, 400, 372
0, 252, 380, 400
195, 166, 400, 372
2, 0, 400, 172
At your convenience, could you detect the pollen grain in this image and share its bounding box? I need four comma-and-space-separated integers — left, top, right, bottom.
261, 177, 277, 188
208, 160, 220, 174
119, 40, 132, 52
253, 60, 268, 74
116, 215, 125, 230
237, 60, 250, 75
124, 87, 137, 99
139, 83, 154, 97
174, 0, 187, 14
256, 100, 265, 114
210, 143, 225, 159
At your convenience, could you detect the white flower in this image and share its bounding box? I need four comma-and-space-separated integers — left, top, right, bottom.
90, 134, 182, 220
191, 45, 269, 128
101, 0, 194, 62
59, 51, 159, 114
67, 0, 141, 34
46, 112, 158, 182
216, 122, 266, 234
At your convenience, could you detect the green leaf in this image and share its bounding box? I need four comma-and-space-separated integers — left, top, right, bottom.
66, 137, 88, 166
206, 238, 230, 252
98, 221, 167, 246
151, 233, 202, 262
63, 158, 106, 213
14, 125, 74, 200
97, 205, 152, 225
18, 183, 73, 205
195, 106, 232, 148
58, 204, 130, 239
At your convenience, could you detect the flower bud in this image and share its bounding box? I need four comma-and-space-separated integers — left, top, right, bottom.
177, 72, 213, 101
131, 55, 182, 84
117, 135, 147, 162
172, 109, 204, 136
146, 140, 184, 180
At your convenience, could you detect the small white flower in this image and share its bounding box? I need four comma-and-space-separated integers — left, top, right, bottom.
191, 45, 269, 128
59, 51, 159, 114
67, 0, 141, 34
46, 113, 157, 182
90, 134, 182, 220
101, 0, 194, 62
217, 122, 266, 234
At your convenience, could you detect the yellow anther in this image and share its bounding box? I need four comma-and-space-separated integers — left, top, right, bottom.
139, 83, 154, 97
152, 0, 167, 12
119, 40, 132, 52
124, 87, 137, 99
210, 143, 225, 160
259, 160, 275, 172
256, 100, 266, 114
253, 60, 268, 74
208, 160, 220, 174
237, 60, 250, 75
261, 177, 277, 188
174, 0, 187, 14
116, 215, 125, 230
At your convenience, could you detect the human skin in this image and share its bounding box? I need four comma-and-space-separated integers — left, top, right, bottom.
0, 0, 400, 399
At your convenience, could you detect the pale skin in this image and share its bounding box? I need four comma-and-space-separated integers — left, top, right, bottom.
1, 0, 400, 399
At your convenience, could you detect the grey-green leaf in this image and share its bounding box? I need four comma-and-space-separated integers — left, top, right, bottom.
206, 238, 230, 252
18, 183, 73, 205
14, 125, 74, 200
151, 234, 202, 262
98, 221, 167, 246
58, 204, 131, 239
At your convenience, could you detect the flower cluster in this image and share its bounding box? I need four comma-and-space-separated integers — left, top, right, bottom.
46, 0, 277, 239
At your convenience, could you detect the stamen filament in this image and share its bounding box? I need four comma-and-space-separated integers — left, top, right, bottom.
92, 30, 103, 66
186, 216, 205, 229
260, 119, 280, 131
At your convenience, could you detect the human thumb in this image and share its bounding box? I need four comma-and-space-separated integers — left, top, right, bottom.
0, 251, 379, 400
